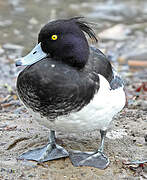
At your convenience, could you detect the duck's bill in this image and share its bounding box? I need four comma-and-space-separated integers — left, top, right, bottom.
15, 43, 47, 66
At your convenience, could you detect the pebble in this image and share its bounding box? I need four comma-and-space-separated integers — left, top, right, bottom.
144, 166, 147, 173
3, 43, 23, 51
3, 43, 23, 56
0, 20, 12, 27
29, 17, 38, 25
28, 174, 35, 177
123, 49, 147, 61
144, 135, 147, 142
8, 0, 20, 7
15, 7, 25, 12
141, 102, 147, 111
106, 129, 127, 139
13, 29, 21, 35
88, 3, 138, 22
69, 4, 80, 10
20, 160, 38, 168
98, 24, 131, 41
50, 9, 56, 20
0, 48, 5, 55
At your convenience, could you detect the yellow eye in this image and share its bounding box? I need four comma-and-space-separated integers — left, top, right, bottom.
51, 34, 58, 40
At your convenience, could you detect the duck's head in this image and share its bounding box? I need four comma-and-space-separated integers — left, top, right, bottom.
16, 17, 98, 69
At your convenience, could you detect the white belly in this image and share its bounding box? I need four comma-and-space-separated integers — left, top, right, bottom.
31, 74, 126, 133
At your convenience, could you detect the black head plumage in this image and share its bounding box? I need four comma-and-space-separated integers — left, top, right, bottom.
70, 17, 98, 43
38, 17, 98, 68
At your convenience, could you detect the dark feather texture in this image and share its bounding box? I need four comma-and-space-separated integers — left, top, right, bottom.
70, 17, 98, 43
16, 17, 114, 119
17, 56, 100, 119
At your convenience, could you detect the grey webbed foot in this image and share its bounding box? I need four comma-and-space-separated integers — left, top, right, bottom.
18, 130, 69, 162
69, 129, 109, 169
69, 150, 109, 169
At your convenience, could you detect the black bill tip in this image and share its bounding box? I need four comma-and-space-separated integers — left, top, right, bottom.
15, 60, 22, 67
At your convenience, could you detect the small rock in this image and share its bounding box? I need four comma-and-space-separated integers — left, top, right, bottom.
3, 43, 23, 51
0, 48, 5, 55
0, 168, 6, 172
98, 24, 131, 41
50, 9, 56, 20
141, 101, 147, 111
3, 43, 23, 56
144, 166, 147, 173
15, 7, 25, 12
13, 29, 20, 35
106, 129, 127, 139
142, 173, 147, 179
69, 4, 80, 10
124, 49, 147, 61
144, 135, 147, 142
20, 160, 38, 168
3, 33, 8, 37
29, 17, 38, 25
8, 0, 20, 7
28, 174, 35, 177
0, 20, 12, 27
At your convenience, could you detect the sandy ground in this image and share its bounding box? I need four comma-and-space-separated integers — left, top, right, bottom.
0, 65, 147, 180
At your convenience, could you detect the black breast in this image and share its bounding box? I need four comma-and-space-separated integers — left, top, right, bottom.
17, 47, 113, 119
17, 58, 99, 119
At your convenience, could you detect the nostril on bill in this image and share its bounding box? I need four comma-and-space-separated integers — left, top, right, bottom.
33, 51, 37, 55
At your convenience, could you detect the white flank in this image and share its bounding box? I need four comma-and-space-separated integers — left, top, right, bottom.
33, 74, 126, 133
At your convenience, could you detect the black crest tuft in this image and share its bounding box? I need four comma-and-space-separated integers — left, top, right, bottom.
70, 17, 98, 43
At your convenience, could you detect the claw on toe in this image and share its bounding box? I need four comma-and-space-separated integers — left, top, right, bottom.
69, 150, 109, 169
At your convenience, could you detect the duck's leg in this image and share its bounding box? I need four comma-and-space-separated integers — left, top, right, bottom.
69, 129, 109, 169
18, 130, 69, 162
